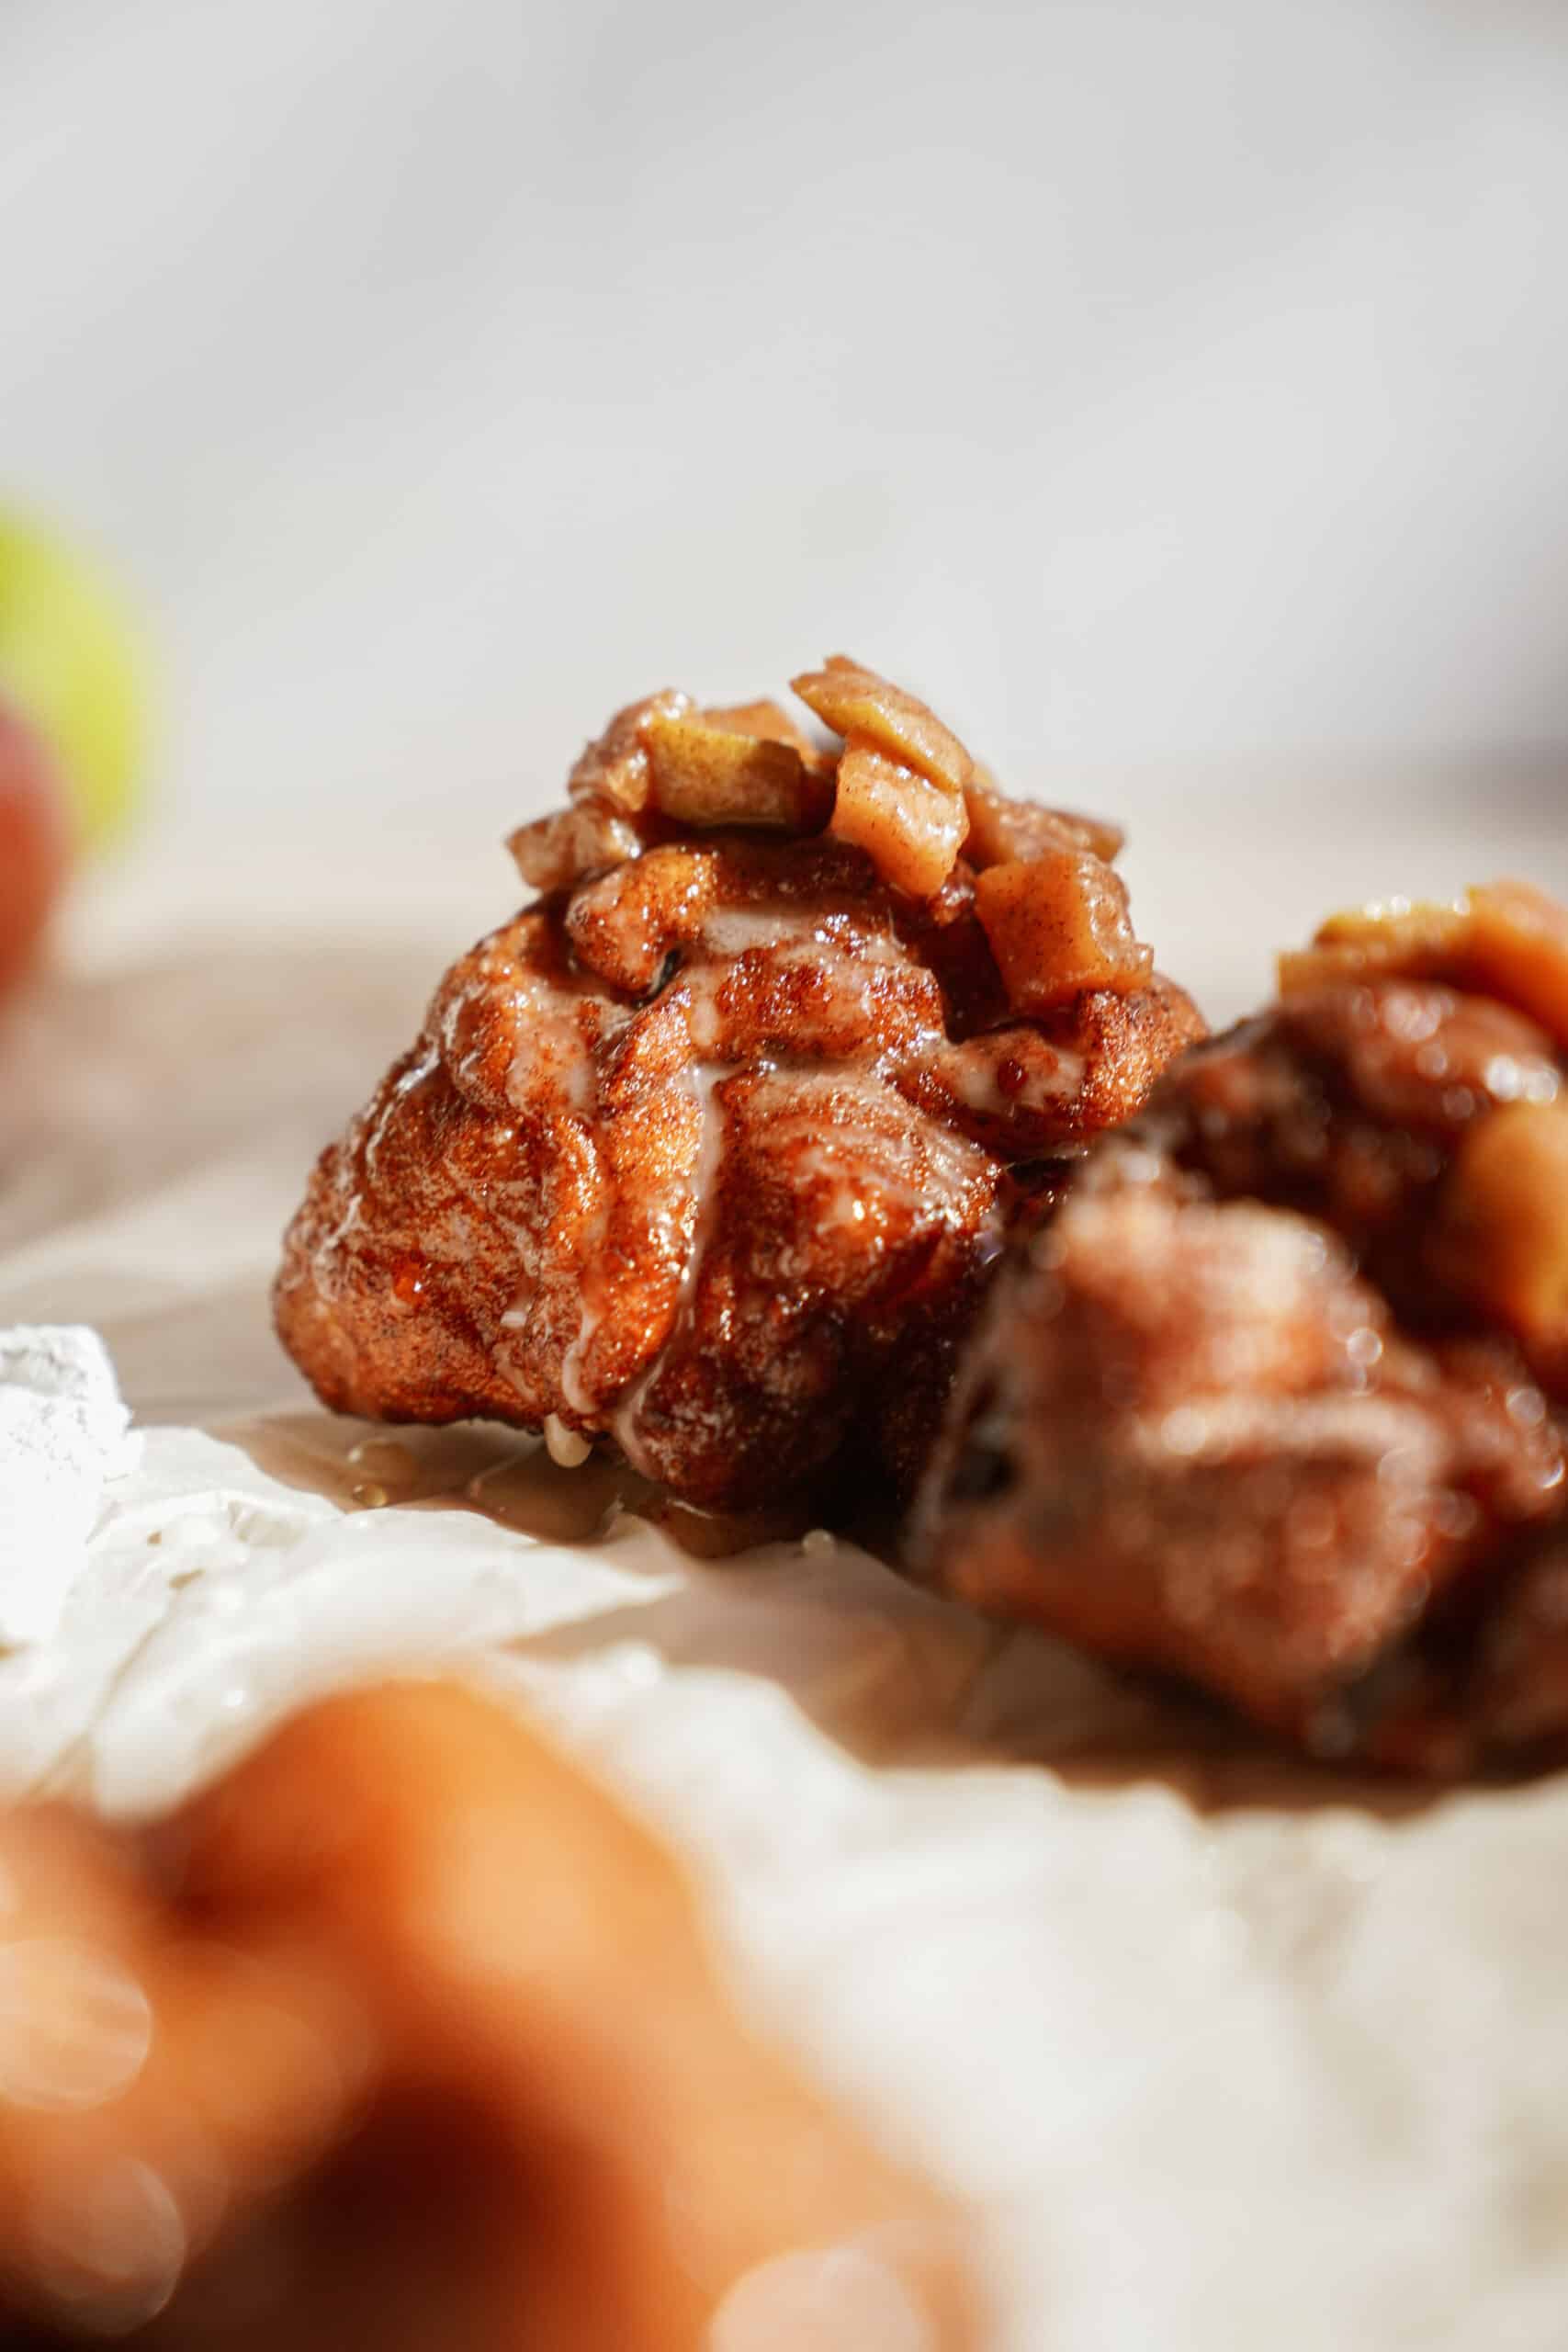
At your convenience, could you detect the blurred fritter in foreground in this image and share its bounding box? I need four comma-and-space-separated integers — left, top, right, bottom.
0, 1681, 976, 2348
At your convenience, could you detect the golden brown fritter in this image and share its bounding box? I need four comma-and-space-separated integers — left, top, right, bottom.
276, 663, 1200, 1510
915, 883, 1568, 1774
0, 1683, 976, 2350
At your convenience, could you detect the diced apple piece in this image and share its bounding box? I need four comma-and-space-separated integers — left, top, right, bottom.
975, 851, 1155, 1013
1278, 881, 1568, 1051
645, 709, 830, 831
507, 802, 641, 893
1279, 897, 1470, 996
1437, 1099, 1568, 1360
1465, 881, 1568, 1049
791, 654, 974, 794
829, 735, 967, 899
699, 697, 820, 760
963, 776, 1124, 870
1314, 898, 1466, 954
567, 689, 693, 814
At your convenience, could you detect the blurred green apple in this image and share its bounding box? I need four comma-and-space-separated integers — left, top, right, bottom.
0, 698, 70, 993
0, 511, 148, 849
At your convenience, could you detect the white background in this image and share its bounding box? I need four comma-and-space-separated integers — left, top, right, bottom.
6, 0, 1568, 845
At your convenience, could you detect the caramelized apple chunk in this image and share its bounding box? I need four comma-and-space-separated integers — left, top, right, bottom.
787, 656, 975, 899
962, 775, 1124, 869
828, 735, 968, 900
1280, 880, 1568, 1051
790, 653, 974, 795
566, 689, 694, 815
1435, 1099, 1568, 1373
644, 708, 830, 831
698, 696, 822, 759
1465, 881, 1568, 1046
974, 851, 1155, 1013
1278, 896, 1470, 995
507, 802, 643, 893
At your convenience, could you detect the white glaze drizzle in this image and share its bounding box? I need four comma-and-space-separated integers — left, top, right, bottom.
311, 1038, 442, 1293
611, 1059, 733, 1473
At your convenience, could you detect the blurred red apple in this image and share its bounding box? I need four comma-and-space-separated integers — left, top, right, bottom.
0, 695, 70, 996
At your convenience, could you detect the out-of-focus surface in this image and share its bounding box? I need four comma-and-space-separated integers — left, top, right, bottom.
6, 828, 1568, 2348
6, 0, 1568, 840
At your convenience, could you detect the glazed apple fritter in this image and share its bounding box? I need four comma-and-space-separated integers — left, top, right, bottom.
276, 661, 1200, 1511
915, 882, 1568, 1775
